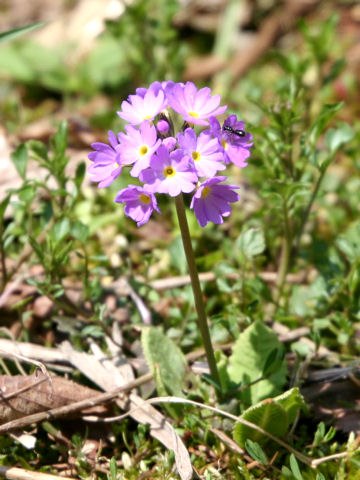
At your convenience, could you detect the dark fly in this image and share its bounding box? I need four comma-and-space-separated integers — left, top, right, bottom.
223, 125, 246, 137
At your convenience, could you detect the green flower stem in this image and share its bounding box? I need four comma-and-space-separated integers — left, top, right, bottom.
294, 165, 327, 253
174, 194, 221, 389
275, 197, 292, 305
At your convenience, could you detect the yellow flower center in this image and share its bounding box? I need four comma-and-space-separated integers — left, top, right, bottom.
143, 114, 152, 120
192, 151, 201, 161
139, 145, 149, 156
139, 193, 151, 204
164, 166, 176, 177
201, 186, 211, 198
221, 139, 228, 150
188, 111, 199, 118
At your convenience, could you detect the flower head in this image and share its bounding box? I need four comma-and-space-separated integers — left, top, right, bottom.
190, 176, 240, 226
118, 121, 161, 177
165, 82, 227, 126
177, 128, 225, 178
117, 87, 168, 125
140, 145, 197, 197
114, 185, 160, 227
87, 131, 122, 188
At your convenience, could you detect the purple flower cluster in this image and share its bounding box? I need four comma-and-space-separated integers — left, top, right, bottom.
88, 81, 253, 227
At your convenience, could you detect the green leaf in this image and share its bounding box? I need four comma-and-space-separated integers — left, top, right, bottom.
109, 456, 117, 480
27, 140, 49, 162
316, 473, 326, 480
29, 236, 45, 262
74, 162, 86, 189
11, 143, 28, 179
52, 218, 70, 243
51, 121, 68, 159
0, 194, 11, 222
72, 221, 89, 243
335, 221, 360, 263
325, 122, 354, 155
290, 454, 303, 480
0, 22, 46, 43
228, 321, 287, 405
308, 103, 343, 146
272, 387, 306, 424
233, 401, 288, 447
142, 327, 187, 396
236, 228, 266, 259
245, 439, 268, 465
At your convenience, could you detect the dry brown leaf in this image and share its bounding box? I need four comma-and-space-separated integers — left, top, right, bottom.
0, 373, 99, 423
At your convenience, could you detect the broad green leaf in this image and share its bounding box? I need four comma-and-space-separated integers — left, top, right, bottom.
29, 236, 45, 262
290, 454, 303, 480
72, 221, 89, 244
11, 143, 28, 179
245, 439, 268, 465
0, 22, 45, 43
325, 122, 354, 155
233, 401, 288, 447
142, 327, 187, 396
335, 221, 360, 263
289, 276, 328, 316
51, 121, 68, 159
316, 473, 326, 480
308, 103, 343, 146
109, 457, 117, 480
0, 194, 11, 222
236, 228, 265, 259
52, 218, 70, 243
27, 140, 49, 162
228, 321, 287, 404
272, 387, 306, 424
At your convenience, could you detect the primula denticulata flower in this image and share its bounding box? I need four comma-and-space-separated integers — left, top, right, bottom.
177, 128, 226, 178
88, 81, 252, 226
117, 86, 168, 124
87, 131, 122, 188
165, 82, 227, 126
115, 185, 160, 227
118, 121, 161, 177
190, 177, 240, 227
140, 145, 197, 197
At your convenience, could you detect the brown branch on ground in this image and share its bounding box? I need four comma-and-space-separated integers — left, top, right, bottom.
229, 0, 320, 84
184, 0, 320, 82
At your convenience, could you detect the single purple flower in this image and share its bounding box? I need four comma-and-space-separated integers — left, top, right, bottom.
165, 82, 227, 126
136, 81, 174, 98
206, 115, 252, 167
114, 185, 160, 227
87, 130, 122, 188
190, 176, 240, 227
118, 121, 161, 177
177, 128, 226, 178
117, 87, 168, 125
140, 145, 197, 197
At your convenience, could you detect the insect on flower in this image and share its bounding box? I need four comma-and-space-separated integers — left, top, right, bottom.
223, 125, 246, 137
